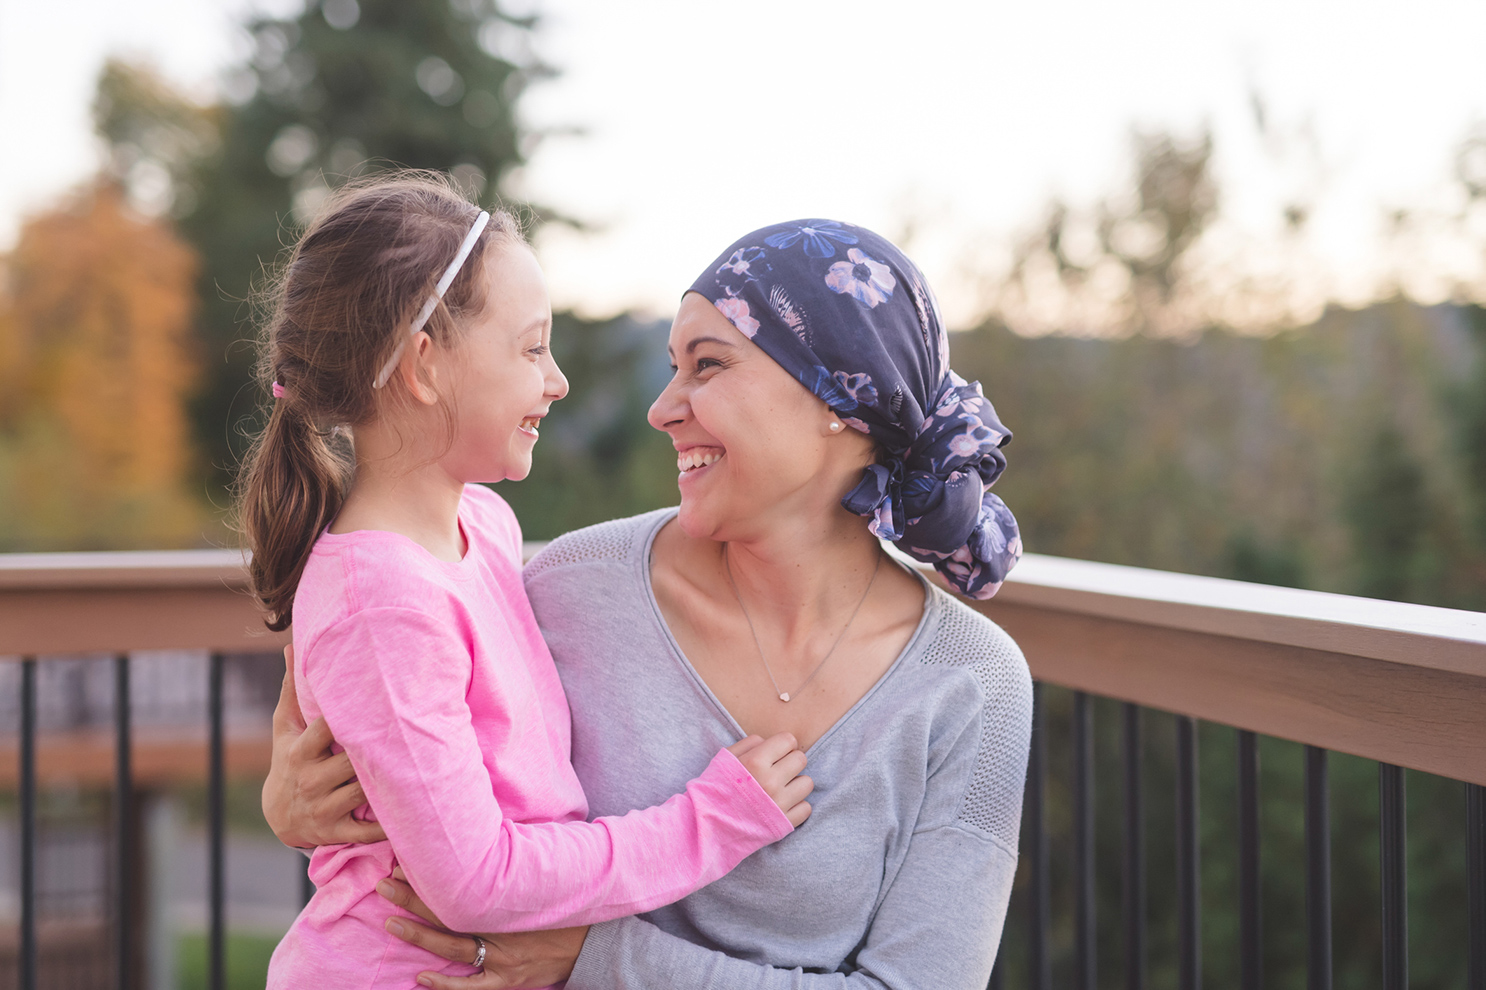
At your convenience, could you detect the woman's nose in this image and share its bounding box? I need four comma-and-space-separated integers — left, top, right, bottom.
647, 376, 687, 432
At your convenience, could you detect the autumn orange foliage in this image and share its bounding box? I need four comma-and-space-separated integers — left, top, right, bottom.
0, 182, 206, 549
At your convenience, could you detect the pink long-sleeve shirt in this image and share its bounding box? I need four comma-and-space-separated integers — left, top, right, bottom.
267, 485, 793, 990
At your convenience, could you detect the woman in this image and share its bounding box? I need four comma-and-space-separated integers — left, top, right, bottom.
265, 220, 1032, 989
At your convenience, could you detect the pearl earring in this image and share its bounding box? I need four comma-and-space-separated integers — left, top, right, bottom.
829, 421, 843, 432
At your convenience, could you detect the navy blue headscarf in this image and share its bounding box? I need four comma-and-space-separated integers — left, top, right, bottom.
688, 219, 1022, 599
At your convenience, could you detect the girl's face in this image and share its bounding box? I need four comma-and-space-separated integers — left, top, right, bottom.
437, 243, 568, 483
648, 292, 874, 542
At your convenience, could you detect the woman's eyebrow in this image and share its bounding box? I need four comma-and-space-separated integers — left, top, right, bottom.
685, 335, 735, 354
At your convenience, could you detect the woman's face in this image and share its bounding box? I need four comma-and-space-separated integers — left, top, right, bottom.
648, 292, 873, 541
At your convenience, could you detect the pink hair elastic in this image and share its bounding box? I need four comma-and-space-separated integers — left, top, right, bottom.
272, 382, 286, 399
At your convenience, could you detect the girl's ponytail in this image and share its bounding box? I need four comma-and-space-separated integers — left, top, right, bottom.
235, 172, 520, 629
241, 399, 352, 631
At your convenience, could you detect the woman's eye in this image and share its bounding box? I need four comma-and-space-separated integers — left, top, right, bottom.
695, 358, 721, 371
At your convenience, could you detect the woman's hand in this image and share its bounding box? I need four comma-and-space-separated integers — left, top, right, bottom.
262, 645, 386, 848
378, 871, 588, 990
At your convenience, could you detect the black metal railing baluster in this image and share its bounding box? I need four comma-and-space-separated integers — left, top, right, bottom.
1305, 746, 1331, 990
1026, 681, 1051, 990
1238, 729, 1261, 990
1380, 763, 1407, 990
1074, 691, 1096, 990
1123, 703, 1145, 990
20, 658, 37, 990
209, 652, 226, 990
1469, 783, 1485, 990
1176, 715, 1200, 990
115, 654, 133, 990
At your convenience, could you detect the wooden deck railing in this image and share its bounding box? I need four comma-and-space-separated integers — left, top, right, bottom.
975, 554, 1486, 787
967, 554, 1486, 990
1, 547, 1484, 990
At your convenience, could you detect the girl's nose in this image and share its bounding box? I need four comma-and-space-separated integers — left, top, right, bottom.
545, 355, 569, 401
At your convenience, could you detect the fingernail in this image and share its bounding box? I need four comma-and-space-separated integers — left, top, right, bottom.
376, 880, 394, 898
417, 978, 433, 987
386, 918, 404, 936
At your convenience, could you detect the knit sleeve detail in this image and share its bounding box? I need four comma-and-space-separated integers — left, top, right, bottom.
523, 510, 670, 581
916, 591, 1033, 850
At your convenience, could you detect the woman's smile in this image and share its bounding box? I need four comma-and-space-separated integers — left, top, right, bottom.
677, 446, 724, 476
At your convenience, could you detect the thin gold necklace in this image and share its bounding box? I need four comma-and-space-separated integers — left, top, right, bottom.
722, 545, 883, 703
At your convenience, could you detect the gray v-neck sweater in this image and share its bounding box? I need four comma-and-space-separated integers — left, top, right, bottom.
523, 509, 1032, 990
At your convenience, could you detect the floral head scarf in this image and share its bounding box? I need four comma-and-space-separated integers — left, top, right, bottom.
688, 219, 1022, 599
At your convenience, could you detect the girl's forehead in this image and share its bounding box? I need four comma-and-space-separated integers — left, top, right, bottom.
480, 244, 548, 319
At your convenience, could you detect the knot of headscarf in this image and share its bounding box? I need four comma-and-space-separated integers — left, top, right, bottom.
688, 219, 1022, 599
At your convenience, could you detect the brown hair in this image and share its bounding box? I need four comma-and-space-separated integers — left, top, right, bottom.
237, 172, 521, 630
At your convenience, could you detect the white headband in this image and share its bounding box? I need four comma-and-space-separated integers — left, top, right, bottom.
372, 210, 492, 389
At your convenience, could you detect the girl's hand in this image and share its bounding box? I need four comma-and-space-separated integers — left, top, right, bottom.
727, 733, 814, 827
378, 871, 588, 990
262, 645, 387, 848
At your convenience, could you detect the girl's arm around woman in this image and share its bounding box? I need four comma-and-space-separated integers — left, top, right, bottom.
307, 605, 801, 936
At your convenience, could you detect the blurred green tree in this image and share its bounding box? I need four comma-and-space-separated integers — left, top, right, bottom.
953, 301, 1486, 610
93, 58, 223, 220
1344, 419, 1429, 602
998, 128, 1220, 336
1454, 305, 1486, 545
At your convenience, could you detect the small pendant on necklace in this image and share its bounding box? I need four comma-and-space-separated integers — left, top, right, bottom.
779, 692, 791, 703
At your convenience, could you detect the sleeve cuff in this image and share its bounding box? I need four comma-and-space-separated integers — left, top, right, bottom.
565, 916, 628, 990
703, 747, 795, 842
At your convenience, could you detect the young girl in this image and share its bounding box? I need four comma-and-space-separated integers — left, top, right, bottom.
239, 175, 812, 990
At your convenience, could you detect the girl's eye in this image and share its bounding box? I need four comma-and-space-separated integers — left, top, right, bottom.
529, 344, 549, 356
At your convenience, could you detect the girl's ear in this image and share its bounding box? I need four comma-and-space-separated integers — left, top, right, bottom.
396, 331, 441, 406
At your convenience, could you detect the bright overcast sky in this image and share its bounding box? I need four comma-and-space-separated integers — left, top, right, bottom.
2, 0, 1485, 325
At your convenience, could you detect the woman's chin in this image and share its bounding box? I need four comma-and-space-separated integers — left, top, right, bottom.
675, 498, 724, 542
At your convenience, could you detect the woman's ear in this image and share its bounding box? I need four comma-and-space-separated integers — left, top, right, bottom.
395, 331, 441, 406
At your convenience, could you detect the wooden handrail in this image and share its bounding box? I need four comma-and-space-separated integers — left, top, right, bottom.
982, 554, 1486, 676
0, 548, 279, 655
2, 547, 1483, 783
0, 549, 250, 590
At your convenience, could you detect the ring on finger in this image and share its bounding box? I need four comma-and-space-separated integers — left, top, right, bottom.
471, 936, 486, 969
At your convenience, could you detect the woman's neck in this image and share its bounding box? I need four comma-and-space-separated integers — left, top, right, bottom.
667, 505, 885, 641
330, 425, 466, 562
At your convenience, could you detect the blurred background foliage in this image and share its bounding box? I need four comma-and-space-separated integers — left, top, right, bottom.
2, 0, 1482, 609
0, 182, 203, 549
0, 0, 1482, 984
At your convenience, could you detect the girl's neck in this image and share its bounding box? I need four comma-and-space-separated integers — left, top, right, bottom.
330, 426, 467, 562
